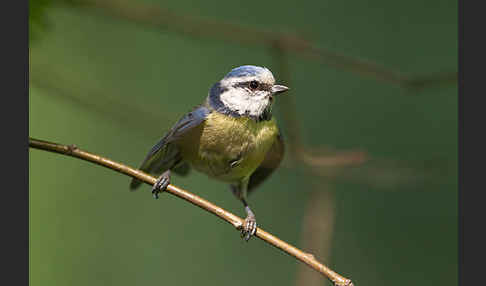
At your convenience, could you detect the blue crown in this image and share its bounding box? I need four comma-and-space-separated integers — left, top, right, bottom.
224, 65, 268, 79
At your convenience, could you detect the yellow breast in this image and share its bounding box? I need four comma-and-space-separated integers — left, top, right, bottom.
177, 112, 279, 182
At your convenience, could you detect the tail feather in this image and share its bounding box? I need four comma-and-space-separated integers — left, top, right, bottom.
129, 178, 143, 191
129, 161, 190, 191
129, 161, 152, 191
129, 142, 173, 191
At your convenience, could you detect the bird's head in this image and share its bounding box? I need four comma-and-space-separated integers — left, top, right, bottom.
209, 65, 289, 120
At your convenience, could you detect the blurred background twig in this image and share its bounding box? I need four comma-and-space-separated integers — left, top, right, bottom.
68, 0, 457, 90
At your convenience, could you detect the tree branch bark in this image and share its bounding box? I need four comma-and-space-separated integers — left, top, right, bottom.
29, 137, 353, 286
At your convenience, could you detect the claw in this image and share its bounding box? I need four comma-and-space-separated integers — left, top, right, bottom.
152, 170, 170, 200
241, 210, 257, 241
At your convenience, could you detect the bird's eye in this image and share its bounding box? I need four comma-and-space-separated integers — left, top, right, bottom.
249, 80, 259, 89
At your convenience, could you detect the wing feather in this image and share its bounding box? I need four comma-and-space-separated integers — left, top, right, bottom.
129, 105, 209, 190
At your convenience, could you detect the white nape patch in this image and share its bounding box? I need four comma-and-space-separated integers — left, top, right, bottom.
219, 88, 270, 117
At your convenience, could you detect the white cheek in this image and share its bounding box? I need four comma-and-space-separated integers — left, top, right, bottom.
220, 90, 269, 117
247, 96, 270, 116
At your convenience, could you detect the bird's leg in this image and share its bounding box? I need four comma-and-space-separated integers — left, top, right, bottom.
152, 170, 171, 199
241, 199, 257, 241
231, 182, 257, 241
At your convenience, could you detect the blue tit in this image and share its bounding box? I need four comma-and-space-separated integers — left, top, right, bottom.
130, 65, 289, 241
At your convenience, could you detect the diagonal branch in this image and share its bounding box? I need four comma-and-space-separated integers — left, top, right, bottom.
29, 137, 354, 286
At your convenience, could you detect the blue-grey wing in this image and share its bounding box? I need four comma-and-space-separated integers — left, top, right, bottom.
247, 131, 285, 195
129, 105, 210, 190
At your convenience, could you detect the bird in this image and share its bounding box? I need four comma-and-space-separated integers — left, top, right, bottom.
130, 65, 289, 241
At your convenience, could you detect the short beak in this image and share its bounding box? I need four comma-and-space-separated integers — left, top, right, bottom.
271, 84, 289, 94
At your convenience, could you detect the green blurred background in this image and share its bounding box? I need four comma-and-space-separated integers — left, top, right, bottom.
29, 0, 457, 285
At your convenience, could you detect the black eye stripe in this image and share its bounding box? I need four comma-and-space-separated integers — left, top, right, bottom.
233, 81, 272, 91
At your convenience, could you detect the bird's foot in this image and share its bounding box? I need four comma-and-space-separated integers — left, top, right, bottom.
240, 207, 257, 241
152, 170, 171, 199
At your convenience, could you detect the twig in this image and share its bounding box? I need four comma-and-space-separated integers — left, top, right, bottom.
29, 137, 354, 286
298, 149, 367, 167
296, 186, 336, 286
66, 0, 456, 90
272, 48, 345, 286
